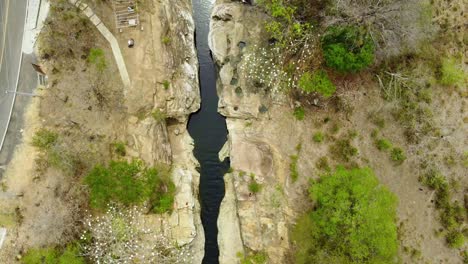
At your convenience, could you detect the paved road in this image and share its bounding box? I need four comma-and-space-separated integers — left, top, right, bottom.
0, 0, 38, 177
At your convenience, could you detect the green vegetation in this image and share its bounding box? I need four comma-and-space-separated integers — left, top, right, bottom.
32, 129, 58, 150
151, 109, 167, 122
298, 71, 336, 98
112, 141, 126, 156
88, 48, 107, 72
439, 57, 465, 87
84, 160, 175, 213
293, 106, 305, 120
312, 132, 324, 143
292, 167, 398, 264
419, 169, 466, 248
375, 138, 392, 151
162, 80, 170, 90
237, 250, 268, 264
390, 147, 406, 165
330, 139, 358, 162
321, 26, 375, 73
248, 177, 262, 194
32, 129, 77, 175
162, 36, 171, 45
22, 245, 84, 264
289, 155, 299, 182
316, 156, 331, 172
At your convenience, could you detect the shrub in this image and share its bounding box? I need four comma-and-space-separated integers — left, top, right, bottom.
298, 71, 336, 98
22, 245, 84, 264
321, 26, 375, 72
293, 167, 398, 264
162, 80, 170, 90
32, 129, 58, 150
249, 178, 262, 194
88, 48, 107, 72
330, 139, 358, 162
375, 138, 392, 151
439, 58, 464, 86
84, 160, 175, 213
112, 141, 126, 156
290, 155, 299, 181
312, 132, 324, 143
446, 231, 465, 248
293, 106, 305, 120
391, 147, 406, 165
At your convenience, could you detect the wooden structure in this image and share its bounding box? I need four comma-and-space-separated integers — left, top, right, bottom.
111, 0, 140, 29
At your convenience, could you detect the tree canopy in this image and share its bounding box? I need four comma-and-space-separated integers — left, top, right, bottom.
293, 167, 398, 264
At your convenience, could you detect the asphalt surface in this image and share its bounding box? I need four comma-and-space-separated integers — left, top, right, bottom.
0, 0, 37, 177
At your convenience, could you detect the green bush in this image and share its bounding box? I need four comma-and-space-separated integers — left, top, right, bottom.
390, 147, 406, 165
84, 160, 175, 213
162, 80, 170, 90
88, 48, 107, 72
312, 132, 324, 143
162, 36, 171, 45
321, 26, 375, 73
22, 245, 84, 264
293, 106, 305, 120
248, 180, 262, 194
446, 231, 465, 248
298, 70, 336, 98
32, 129, 58, 150
375, 138, 392, 151
292, 167, 398, 264
439, 58, 464, 86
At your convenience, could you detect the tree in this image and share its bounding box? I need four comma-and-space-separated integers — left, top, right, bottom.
292, 167, 398, 264
321, 26, 375, 72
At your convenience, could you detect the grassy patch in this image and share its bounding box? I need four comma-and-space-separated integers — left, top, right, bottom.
162, 36, 171, 45
316, 156, 331, 172
439, 57, 464, 87
293, 106, 305, 120
32, 129, 58, 150
237, 251, 268, 264
298, 70, 336, 98
390, 147, 406, 165
375, 138, 393, 151
84, 160, 175, 213
22, 245, 84, 264
290, 155, 299, 182
312, 132, 324, 143
88, 48, 107, 72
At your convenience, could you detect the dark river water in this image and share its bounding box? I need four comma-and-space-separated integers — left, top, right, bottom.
187, 0, 229, 263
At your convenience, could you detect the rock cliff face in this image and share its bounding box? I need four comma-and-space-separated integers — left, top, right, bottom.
210, 1, 299, 263
121, 1, 204, 263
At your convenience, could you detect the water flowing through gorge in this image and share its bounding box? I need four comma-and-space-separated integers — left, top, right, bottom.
188, 0, 229, 263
